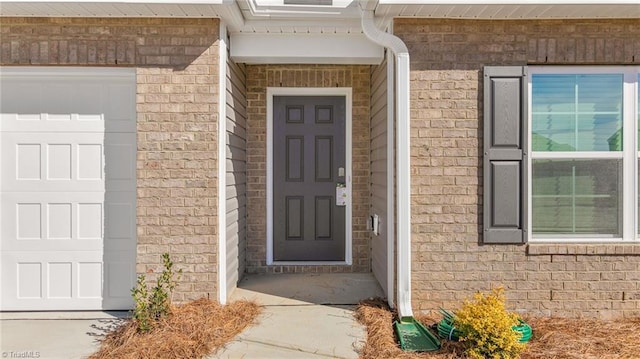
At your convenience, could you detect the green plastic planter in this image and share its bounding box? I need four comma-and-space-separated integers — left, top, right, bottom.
437, 318, 532, 343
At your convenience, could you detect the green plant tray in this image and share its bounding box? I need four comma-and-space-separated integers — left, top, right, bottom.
394, 317, 441, 352
437, 318, 532, 343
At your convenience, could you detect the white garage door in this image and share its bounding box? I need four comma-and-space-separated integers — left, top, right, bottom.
0, 67, 136, 311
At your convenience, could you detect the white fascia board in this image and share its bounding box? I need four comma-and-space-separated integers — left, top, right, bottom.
0, 0, 241, 19
230, 33, 384, 64
0, 0, 226, 3
379, 0, 640, 4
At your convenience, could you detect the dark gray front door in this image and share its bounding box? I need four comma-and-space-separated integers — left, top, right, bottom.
273, 96, 346, 261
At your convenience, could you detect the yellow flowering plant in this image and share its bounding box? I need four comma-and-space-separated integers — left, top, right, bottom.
453, 287, 526, 359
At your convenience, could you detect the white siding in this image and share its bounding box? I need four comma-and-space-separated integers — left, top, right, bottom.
370, 56, 389, 299
225, 43, 248, 296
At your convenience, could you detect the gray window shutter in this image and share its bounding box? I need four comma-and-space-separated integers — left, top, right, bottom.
483, 66, 528, 244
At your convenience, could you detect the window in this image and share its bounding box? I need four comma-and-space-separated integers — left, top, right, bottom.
529, 67, 640, 241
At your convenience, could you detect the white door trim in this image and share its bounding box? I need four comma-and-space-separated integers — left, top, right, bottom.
266, 87, 352, 266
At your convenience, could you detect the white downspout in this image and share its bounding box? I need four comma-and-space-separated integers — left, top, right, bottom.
361, 9, 413, 320
217, 22, 228, 305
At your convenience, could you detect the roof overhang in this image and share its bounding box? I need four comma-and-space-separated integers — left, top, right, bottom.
2, 1, 638, 27
230, 32, 383, 64
376, 0, 640, 19
2, 0, 638, 64
0, 0, 243, 25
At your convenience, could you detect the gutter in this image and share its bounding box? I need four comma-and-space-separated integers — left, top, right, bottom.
360, 6, 413, 321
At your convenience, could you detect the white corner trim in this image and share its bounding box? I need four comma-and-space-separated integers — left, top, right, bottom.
217, 23, 228, 305
385, 47, 396, 309
266, 87, 353, 266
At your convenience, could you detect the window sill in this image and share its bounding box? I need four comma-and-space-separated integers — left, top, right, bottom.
527, 243, 640, 256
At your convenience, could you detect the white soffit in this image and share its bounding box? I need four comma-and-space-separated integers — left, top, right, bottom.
376, 1, 640, 19
230, 32, 383, 64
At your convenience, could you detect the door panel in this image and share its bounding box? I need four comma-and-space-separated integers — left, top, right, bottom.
273, 96, 346, 261
315, 196, 333, 239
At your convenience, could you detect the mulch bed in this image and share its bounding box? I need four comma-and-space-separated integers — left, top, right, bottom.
90, 299, 261, 359
356, 298, 640, 359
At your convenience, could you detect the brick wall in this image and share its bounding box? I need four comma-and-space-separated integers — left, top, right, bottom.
245, 64, 371, 273
1, 17, 220, 302
396, 18, 640, 318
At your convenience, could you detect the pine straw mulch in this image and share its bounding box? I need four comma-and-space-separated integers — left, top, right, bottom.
90, 299, 261, 359
356, 298, 640, 359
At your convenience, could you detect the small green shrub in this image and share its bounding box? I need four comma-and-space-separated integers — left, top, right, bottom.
131, 274, 152, 332
131, 253, 182, 332
453, 287, 526, 359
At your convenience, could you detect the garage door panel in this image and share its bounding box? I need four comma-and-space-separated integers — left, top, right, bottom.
48, 144, 73, 180
1, 192, 104, 252
0, 113, 105, 133
0, 69, 135, 133
105, 83, 136, 132
0, 82, 41, 115
104, 256, 136, 309
15, 143, 42, 180
16, 202, 43, 240
103, 191, 136, 310
105, 192, 136, 249
48, 262, 73, 298
2, 132, 135, 192
1, 132, 106, 192
1, 67, 136, 311
105, 133, 136, 192
1, 251, 104, 310
42, 84, 75, 115
77, 262, 103, 298
17, 262, 43, 299
69, 84, 103, 116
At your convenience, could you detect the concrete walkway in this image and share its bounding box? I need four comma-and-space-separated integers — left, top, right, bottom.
0, 311, 127, 359
213, 273, 384, 359
0, 273, 384, 359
